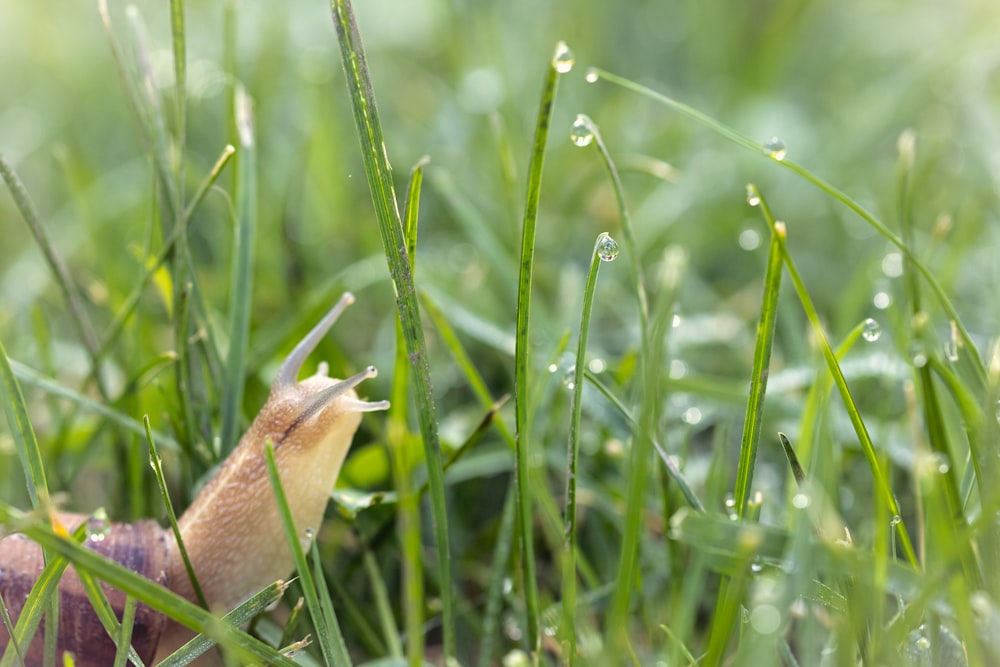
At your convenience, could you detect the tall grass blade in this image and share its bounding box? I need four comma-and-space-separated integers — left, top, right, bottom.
219, 86, 257, 455
327, 0, 454, 655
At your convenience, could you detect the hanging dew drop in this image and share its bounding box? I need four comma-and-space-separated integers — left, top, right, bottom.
564, 364, 576, 390
86, 508, 111, 542
763, 137, 787, 160
745, 184, 761, 207
596, 233, 619, 261
862, 318, 882, 342
890, 515, 902, 527
585, 67, 599, 83
552, 41, 575, 73
571, 114, 595, 147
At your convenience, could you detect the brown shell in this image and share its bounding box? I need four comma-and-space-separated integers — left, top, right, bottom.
0, 517, 169, 667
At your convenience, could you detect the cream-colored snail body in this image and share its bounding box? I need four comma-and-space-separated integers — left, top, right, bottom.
0, 293, 389, 665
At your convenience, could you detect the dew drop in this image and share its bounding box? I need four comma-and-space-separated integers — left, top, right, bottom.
502, 577, 513, 595
944, 340, 959, 362
749, 559, 764, 574
564, 365, 576, 390
890, 515, 902, 527
862, 318, 882, 342
763, 137, 787, 160
745, 184, 761, 207
548, 363, 559, 373
724, 494, 737, 509
585, 67, 599, 83
749, 604, 781, 635
86, 508, 111, 542
552, 41, 574, 73
596, 233, 619, 261
910, 344, 928, 368
570, 114, 595, 147
792, 492, 811, 509
669, 359, 687, 379
588, 358, 606, 373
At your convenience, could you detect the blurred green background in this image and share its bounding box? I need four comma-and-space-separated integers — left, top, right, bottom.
1, 0, 999, 660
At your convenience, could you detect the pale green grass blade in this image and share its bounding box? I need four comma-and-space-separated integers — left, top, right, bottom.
76, 569, 145, 666
733, 204, 784, 517
219, 86, 257, 455
327, 2, 454, 655
512, 40, 573, 655
571, 114, 648, 328
0, 156, 102, 368
363, 550, 402, 657
264, 441, 351, 666
0, 340, 50, 508
168, 0, 186, 153
749, 186, 918, 567
158, 581, 289, 666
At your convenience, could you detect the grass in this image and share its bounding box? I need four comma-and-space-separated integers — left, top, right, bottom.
2, 0, 1000, 665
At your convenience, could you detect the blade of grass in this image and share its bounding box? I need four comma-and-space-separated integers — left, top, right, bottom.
392, 159, 426, 666
264, 441, 351, 666
219, 85, 257, 455
749, 185, 918, 567
510, 40, 573, 656
562, 232, 615, 664
158, 581, 289, 666
145, 415, 208, 609
733, 193, 784, 517
0, 340, 50, 508
0, 156, 103, 381
327, 2, 454, 655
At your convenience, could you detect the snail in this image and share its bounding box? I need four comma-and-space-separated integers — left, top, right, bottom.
0, 292, 390, 665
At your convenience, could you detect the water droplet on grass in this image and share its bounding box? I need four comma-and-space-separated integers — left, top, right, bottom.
597, 233, 619, 261
570, 114, 594, 147
745, 184, 761, 206
86, 508, 111, 542
585, 67, 599, 83
862, 318, 882, 342
763, 137, 787, 160
552, 41, 574, 73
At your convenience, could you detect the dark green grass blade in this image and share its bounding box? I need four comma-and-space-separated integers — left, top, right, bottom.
562, 232, 615, 663
327, 1, 454, 655
512, 40, 572, 655
264, 441, 351, 666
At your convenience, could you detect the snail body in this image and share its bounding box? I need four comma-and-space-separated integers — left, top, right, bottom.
0, 294, 389, 665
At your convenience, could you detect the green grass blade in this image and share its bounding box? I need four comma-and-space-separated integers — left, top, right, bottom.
363, 550, 402, 657
219, 85, 257, 455
0, 155, 102, 368
264, 441, 351, 666
327, 0, 453, 655
0, 339, 50, 508
75, 569, 146, 666
750, 186, 918, 567
572, 114, 648, 328
168, 0, 186, 154
562, 232, 615, 663
512, 40, 573, 656
158, 581, 289, 666
391, 160, 427, 666
145, 416, 208, 609
733, 198, 784, 517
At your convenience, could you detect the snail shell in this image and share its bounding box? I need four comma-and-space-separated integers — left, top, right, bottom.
0, 516, 169, 666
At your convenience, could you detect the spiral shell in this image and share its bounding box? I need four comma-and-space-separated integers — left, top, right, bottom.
0, 517, 169, 667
